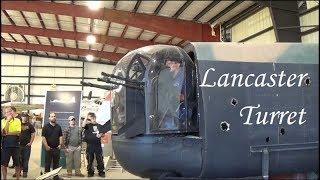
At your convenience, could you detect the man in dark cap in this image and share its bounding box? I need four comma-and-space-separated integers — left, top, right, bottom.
63, 116, 84, 177
83, 112, 105, 177
16, 113, 35, 178
156, 49, 186, 131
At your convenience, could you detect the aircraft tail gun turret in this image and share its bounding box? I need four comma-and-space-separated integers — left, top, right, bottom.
103, 44, 319, 179
80, 81, 116, 90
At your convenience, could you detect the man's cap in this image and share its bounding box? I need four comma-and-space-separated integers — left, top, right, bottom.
68, 116, 76, 121
154, 47, 183, 63
21, 112, 30, 117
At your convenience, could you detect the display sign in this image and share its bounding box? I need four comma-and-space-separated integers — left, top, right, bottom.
200, 66, 309, 126
96, 100, 111, 125
40, 91, 82, 168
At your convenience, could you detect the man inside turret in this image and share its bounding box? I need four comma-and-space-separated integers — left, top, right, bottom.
157, 51, 186, 131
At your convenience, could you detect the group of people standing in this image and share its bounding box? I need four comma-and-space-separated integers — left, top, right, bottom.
42, 111, 109, 180
1, 106, 110, 180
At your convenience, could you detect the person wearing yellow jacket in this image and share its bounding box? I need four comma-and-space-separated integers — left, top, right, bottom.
1, 106, 21, 180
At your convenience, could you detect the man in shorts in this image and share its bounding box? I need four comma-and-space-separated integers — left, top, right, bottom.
1, 106, 21, 180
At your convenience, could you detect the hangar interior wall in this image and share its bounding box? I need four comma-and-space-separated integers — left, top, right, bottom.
230, 2, 319, 43
230, 7, 275, 42
1, 53, 114, 106
300, 1, 319, 43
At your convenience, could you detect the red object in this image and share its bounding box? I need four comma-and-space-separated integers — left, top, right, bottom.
101, 132, 112, 144
2, 25, 156, 50
105, 91, 112, 101
1, 1, 221, 42
1, 40, 123, 61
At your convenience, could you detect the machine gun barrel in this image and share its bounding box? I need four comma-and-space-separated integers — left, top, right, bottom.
80, 81, 116, 90
101, 72, 144, 85
97, 78, 144, 90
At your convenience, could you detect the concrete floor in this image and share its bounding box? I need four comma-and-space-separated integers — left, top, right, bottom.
5, 134, 143, 179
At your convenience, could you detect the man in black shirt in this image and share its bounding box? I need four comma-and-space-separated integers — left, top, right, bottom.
42, 112, 63, 180
83, 112, 105, 177
18, 113, 35, 178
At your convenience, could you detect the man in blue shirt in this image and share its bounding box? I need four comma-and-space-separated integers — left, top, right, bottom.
158, 58, 186, 130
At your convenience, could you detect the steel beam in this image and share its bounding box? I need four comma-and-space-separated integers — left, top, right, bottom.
301, 26, 319, 36
2, 75, 83, 78
82, 60, 85, 91
1, 82, 82, 86
2, 10, 15, 25
113, 0, 118, 9
27, 55, 32, 105
133, 0, 142, 12
2, 25, 156, 50
193, 1, 220, 22
223, 3, 264, 29
1, 50, 115, 65
259, 1, 301, 42
172, 1, 193, 19
1, 65, 82, 69
1, 1, 220, 41
208, 1, 244, 24
238, 26, 273, 42
154, 1, 167, 15
299, 5, 319, 16
1, 40, 123, 62
100, 21, 111, 60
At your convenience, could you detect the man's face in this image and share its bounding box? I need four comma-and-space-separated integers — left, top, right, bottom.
11, 109, 17, 116
165, 60, 180, 73
88, 115, 96, 123
69, 118, 76, 126
49, 113, 56, 123
4, 108, 13, 119
22, 116, 28, 123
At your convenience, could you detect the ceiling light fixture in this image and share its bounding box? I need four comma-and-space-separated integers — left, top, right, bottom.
86, 55, 94, 61
87, 1, 102, 10
86, 35, 96, 44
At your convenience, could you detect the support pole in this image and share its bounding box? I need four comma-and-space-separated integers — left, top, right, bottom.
262, 148, 269, 180
27, 55, 32, 105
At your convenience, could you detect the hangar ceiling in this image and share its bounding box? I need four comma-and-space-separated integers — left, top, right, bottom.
1, 1, 261, 64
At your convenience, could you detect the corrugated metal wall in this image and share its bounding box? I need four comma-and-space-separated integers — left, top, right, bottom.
1, 53, 114, 106
231, 7, 275, 42
230, 2, 319, 43
300, 1, 319, 43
